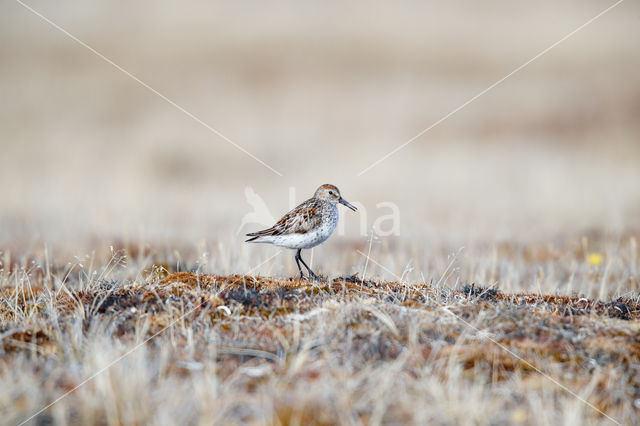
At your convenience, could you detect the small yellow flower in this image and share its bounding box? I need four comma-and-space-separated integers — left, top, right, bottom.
509, 409, 527, 423
587, 252, 603, 266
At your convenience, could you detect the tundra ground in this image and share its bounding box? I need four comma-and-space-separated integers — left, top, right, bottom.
1, 235, 639, 425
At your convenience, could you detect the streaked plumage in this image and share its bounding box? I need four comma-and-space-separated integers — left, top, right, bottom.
246, 184, 357, 280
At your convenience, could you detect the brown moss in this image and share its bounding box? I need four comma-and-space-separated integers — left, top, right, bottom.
438, 344, 539, 382
0, 285, 45, 300
2, 329, 56, 355
273, 399, 340, 426
497, 293, 640, 320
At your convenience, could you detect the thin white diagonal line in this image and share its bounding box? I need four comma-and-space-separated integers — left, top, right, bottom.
444, 309, 621, 426
17, 250, 283, 426
357, 0, 626, 176
355, 249, 621, 425
13, 0, 283, 177
356, 249, 402, 281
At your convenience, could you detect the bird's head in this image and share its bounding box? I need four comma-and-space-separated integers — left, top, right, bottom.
314, 184, 357, 211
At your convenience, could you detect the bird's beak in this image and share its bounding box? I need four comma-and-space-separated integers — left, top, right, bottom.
339, 197, 357, 211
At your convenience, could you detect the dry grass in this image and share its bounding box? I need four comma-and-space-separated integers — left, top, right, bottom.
1, 237, 639, 425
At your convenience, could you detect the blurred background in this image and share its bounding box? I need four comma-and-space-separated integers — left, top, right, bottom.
1, 0, 639, 281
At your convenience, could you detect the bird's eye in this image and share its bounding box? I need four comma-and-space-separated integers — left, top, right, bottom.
329, 191, 334, 195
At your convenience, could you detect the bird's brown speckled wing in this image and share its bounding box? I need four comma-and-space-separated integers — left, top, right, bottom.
247, 199, 322, 236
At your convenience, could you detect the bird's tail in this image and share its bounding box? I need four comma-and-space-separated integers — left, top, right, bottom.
245, 229, 271, 242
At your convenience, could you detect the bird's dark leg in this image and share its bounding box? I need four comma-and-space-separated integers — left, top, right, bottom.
297, 250, 319, 281
294, 249, 305, 279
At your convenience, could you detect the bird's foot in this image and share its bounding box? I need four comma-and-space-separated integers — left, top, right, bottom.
296, 270, 323, 282
307, 272, 322, 282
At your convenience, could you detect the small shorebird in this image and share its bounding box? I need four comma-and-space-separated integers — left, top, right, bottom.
246, 184, 357, 280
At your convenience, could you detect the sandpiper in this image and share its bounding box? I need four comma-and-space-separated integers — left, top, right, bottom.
245, 184, 357, 280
